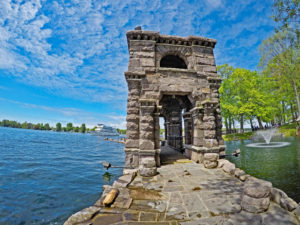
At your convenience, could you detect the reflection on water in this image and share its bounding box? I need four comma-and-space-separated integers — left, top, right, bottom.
0, 127, 125, 225
226, 136, 300, 202
103, 172, 113, 182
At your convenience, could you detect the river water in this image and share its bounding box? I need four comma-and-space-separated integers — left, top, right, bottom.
1, 127, 299, 224
0, 127, 124, 225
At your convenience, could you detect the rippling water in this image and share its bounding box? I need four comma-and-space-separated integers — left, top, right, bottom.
0, 127, 124, 225
226, 136, 300, 202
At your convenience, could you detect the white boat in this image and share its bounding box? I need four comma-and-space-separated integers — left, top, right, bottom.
92, 124, 119, 136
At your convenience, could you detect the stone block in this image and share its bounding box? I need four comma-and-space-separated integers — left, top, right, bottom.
126, 130, 139, 139
203, 65, 217, 73
196, 57, 215, 65
140, 157, 156, 168
140, 58, 155, 67
204, 130, 216, 139
244, 177, 272, 198
129, 58, 140, 68
140, 115, 154, 123
271, 187, 288, 205
125, 139, 139, 148
139, 140, 154, 150
119, 173, 136, 184
134, 51, 155, 58
241, 194, 270, 213
204, 139, 218, 148
140, 123, 154, 132
203, 153, 219, 161
140, 131, 154, 140
217, 159, 227, 168
203, 122, 216, 130
64, 206, 100, 225
203, 160, 218, 169
126, 114, 139, 122
234, 168, 246, 178
280, 197, 298, 211
294, 204, 300, 221
139, 167, 157, 177
127, 122, 139, 130
191, 151, 204, 163
127, 108, 139, 114
203, 115, 215, 122
239, 174, 250, 182
222, 161, 236, 175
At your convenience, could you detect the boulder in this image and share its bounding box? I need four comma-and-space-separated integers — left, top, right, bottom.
234, 168, 246, 178
222, 161, 236, 175
294, 204, 300, 221
63, 206, 100, 225
139, 167, 157, 177
217, 159, 227, 168
203, 160, 218, 169
244, 177, 272, 198
140, 157, 156, 168
270, 188, 288, 205
241, 194, 270, 213
280, 197, 298, 211
203, 153, 219, 161
239, 174, 250, 182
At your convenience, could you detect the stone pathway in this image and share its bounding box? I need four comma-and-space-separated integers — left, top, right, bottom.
88, 159, 299, 225
160, 146, 188, 165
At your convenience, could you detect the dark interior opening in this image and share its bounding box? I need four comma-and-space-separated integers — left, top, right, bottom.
160, 55, 187, 69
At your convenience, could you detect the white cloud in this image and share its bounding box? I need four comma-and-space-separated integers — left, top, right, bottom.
0, 0, 274, 105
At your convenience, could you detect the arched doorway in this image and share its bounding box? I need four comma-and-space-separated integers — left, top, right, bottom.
159, 95, 192, 153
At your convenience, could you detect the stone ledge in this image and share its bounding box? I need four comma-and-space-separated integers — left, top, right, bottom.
184, 144, 223, 153
126, 30, 216, 48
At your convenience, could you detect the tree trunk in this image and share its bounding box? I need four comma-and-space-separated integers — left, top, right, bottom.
257, 116, 263, 129
225, 117, 229, 134
292, 79, 300, 121
229, 116, 232, 134
250, 118, 254, 131
290, 103, 296, 122
282, 101, 286, 124
240, 114, 244, 134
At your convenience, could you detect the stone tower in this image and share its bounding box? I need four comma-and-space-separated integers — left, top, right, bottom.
124, 28, 225, 176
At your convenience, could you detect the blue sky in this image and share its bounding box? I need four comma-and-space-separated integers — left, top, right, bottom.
0, 0, 275, 128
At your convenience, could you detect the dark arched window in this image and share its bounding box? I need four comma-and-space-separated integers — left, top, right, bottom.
160, 55, 187, 69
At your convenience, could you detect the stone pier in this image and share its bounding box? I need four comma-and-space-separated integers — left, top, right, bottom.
64, 149, 300, 225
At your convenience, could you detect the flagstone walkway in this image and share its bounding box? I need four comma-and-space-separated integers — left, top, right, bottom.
89, 151, 299, 225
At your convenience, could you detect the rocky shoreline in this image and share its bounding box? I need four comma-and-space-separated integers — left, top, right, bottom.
64, 156, 300, 225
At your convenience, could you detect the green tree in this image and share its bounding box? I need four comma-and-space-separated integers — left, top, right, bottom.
44, 123, 51, 130
56, 122, 62, 132
21, 122, 28, 129
260, 29, 300, 121
272, 0, 300, 32
73, 126, 79, 132
80, 123, 86, 133
217, 64, 235, 133
66, 123, 73, 132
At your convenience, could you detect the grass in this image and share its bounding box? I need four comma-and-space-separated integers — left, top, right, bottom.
223, 122, 299, 140
279, 122, 298, 137
222, 132, 254, 141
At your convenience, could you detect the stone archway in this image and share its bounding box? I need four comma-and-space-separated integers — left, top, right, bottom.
159, 95, 192, 151
124, 28, 225, 176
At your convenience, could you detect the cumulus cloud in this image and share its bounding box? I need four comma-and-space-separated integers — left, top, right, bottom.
0, 0, 274, 106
